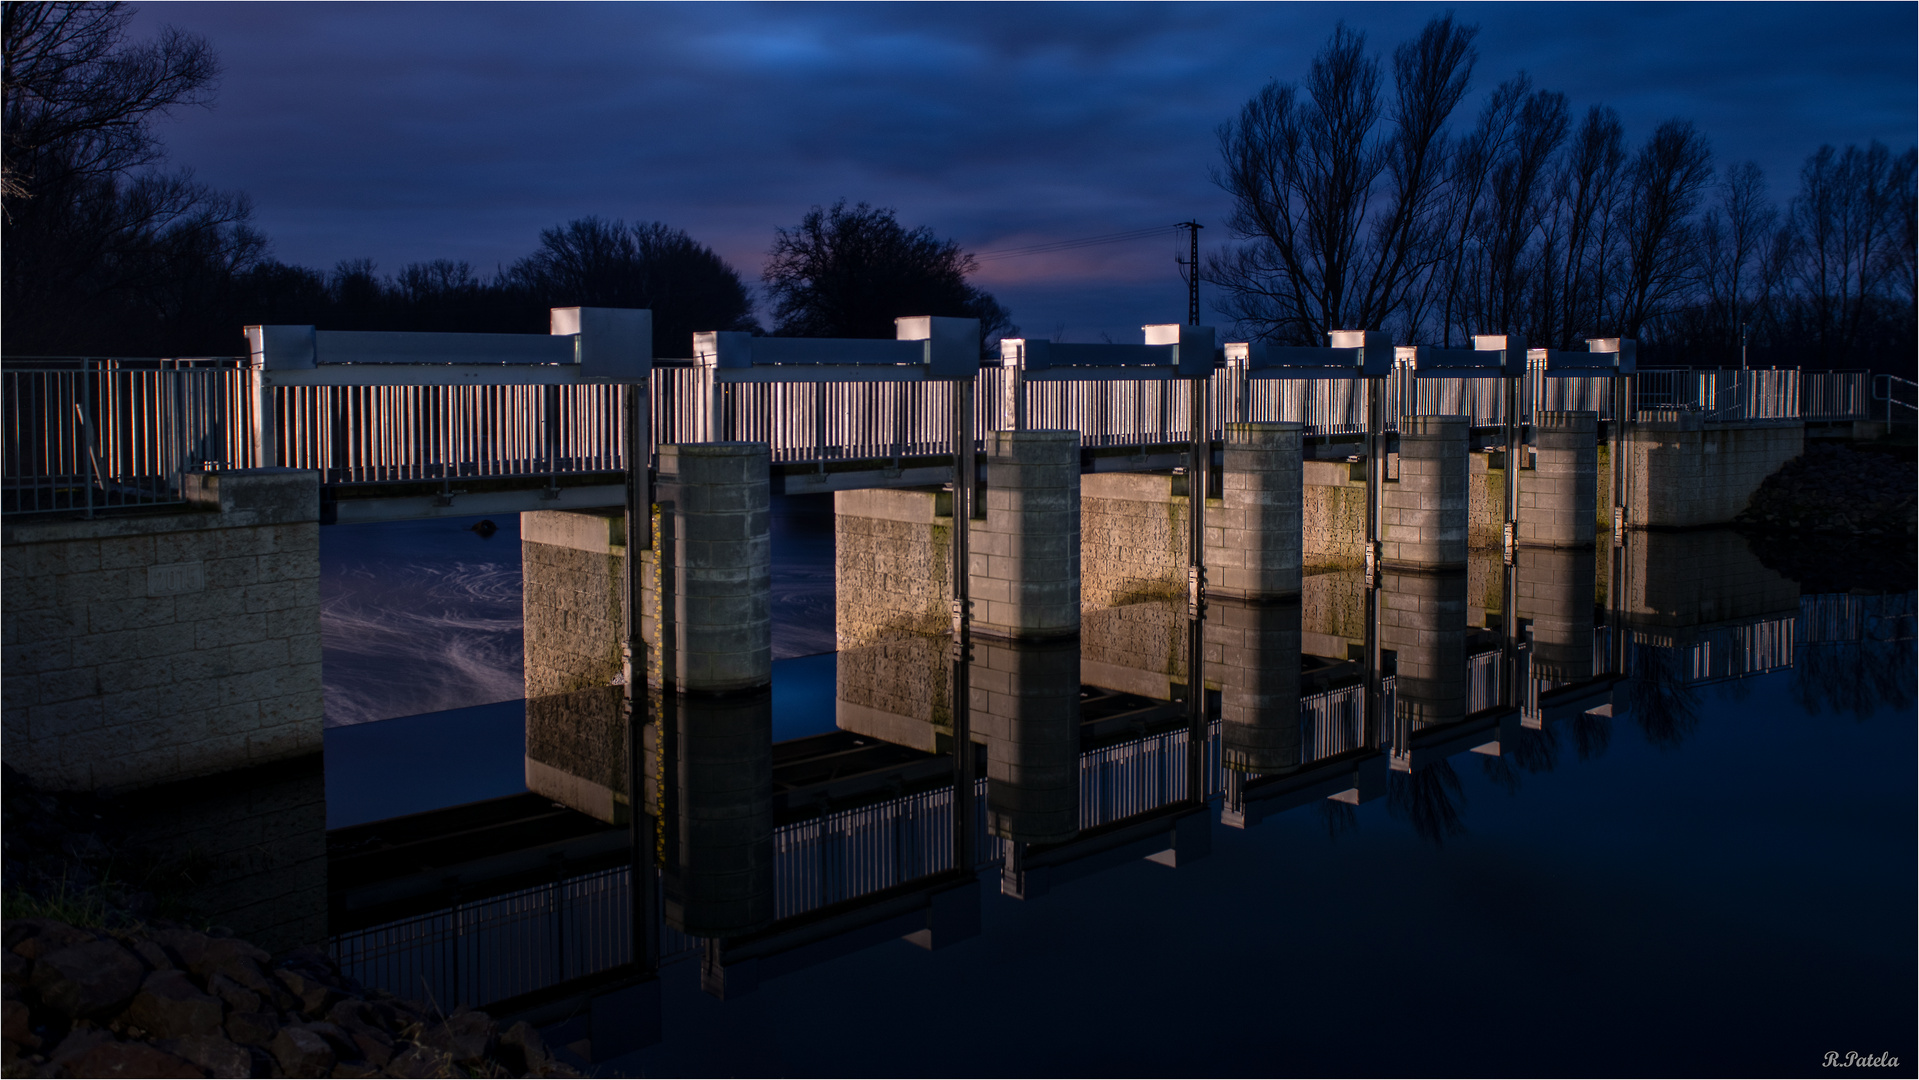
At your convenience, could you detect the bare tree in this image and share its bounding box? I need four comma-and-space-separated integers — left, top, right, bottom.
1614, 119, 1714, 337
1695, 161, 1783, 362
1, 1, 256, 355
1785, 142, 1912, 364
1207, 16, 1477, 343
2, 0, 217, 200
1540, 106, 1627, 348
1443, 76, 1569, 342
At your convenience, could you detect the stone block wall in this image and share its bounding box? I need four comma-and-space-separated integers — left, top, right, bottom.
522, 509, 627, 697
1628, 417, 1803, 528
1302, 460, 1368, 570
1080, 472, 1186, 609
833, 488, 953, 649
2, 469, 322, 791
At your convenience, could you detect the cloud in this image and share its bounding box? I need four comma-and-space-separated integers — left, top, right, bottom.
134, 1, 1915, 340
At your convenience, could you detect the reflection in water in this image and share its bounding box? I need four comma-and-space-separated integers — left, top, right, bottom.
1625, 640, 1703, 750
291, 525, 1919, 1068
1387, 759, 1469, 846
976, 639, 1080, 847
1212, 598, 1303, 776
658, 690, 775, 939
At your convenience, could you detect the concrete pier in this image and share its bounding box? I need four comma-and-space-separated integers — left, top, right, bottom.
1517, 548, 1597, 683
1521, 411, 1598, 548
1381, 569, 1470, 736
1207, 598, 1303, 775
1382, 415, 1469, 569
1209, 422, 1304, 600
1, 468, 323, 791
972, 430, 1081, 640
659, 689, 775, 938
521, 509, 627, 696
649, 442, 772, 692
972, 638, 1081, 846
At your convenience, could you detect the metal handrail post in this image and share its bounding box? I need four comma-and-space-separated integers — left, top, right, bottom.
1187, 375, 1208, 616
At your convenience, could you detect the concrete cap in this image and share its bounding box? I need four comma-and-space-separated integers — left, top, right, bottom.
1535, 410, 1599, 432
661, 442, 770, 457
1226, 421, 1304, 447
1398, 415, 1470, 437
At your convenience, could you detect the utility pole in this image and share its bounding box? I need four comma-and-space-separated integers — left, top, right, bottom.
1176, 221, 1203, 324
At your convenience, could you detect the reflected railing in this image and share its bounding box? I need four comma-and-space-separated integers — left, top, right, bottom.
321, 539, 1914, 1019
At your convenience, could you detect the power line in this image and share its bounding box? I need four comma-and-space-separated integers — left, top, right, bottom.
971, 225, 1180, 263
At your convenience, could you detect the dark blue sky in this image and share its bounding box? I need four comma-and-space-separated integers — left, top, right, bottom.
135, 2, 1916, 345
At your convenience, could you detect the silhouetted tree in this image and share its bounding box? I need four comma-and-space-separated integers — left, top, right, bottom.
1780, 142, 1915, 367
762, 199, 1014, 348
2, 1, 259, 355
509, 217, 758, 356
1614, 120, 1714, 337
1208, 17, 1478, 344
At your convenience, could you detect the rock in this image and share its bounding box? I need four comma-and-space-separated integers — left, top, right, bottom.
6, 921, 95, 961
3, 950, 31, 985
350, 1029, 394, 1068
201, 952, 293, 1011
46, 1024, 116, 1065
276, 968, 339, 1017
380, 1043, 450, 1078
189, 938, 270, 980
146, 930, 210, 972
270, 1025, 337, 1078
130, 940, 175, 972
331, 1064, 381, 1078
155, 1033, 253, 1079
205, 972, 262, 1014
59, 1038, 205, 1077
29, 939, 146, 1019
417, 1009, 493, 1063
128, 969, 226, 1038
326, 999, 375, 1030
224, 1009, 280, 1047
4, 997, 41, 1050
498, 1020, 549, 1074
296, 1020, 361, 1060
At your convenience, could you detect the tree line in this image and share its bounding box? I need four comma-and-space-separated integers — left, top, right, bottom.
4, 4, 1912, 375
1207, 16, 1916, 375
1, 4, 1012, 359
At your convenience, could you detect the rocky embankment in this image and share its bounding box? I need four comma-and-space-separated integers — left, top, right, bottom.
2, 767, 578, 1078
1736, 442, 1917, 538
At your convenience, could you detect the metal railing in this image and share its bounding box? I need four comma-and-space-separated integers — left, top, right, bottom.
332, 864, 633, 1010
2, 358, 253, 515
1874, 374, 1917, 425
1635, 368, 1798, 423
1801, 371, 1872, 420
11, 357, 1864, 516
774, 786, 955, 920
